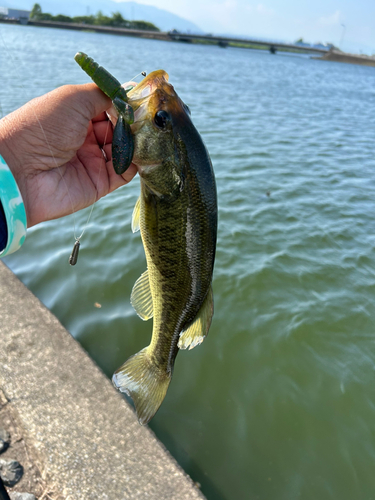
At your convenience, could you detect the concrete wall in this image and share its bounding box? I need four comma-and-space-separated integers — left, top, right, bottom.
0, 261, 205, 499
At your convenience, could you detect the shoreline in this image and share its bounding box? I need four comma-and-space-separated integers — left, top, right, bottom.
0, 18, 171, 41
315, 48, 375, 67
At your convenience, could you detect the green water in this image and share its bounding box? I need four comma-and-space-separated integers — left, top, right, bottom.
2, 24, 375, 500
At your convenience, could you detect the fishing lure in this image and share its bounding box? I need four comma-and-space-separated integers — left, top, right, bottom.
74, 52, 135, 174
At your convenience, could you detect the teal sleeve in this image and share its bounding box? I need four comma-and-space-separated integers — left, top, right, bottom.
0, 155, 27, 257
0, 199, 7, 251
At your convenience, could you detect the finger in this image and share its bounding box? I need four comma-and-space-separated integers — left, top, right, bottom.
92, 112, 109, 123
122, 81, 137, 89
106, 161, 138, 193
102, 143, 112, 161
103, 147, 137, 183
92, 119, 113, 146
102, 144, 136, 179
121, 162, 138, 184
67, 83, 112, 122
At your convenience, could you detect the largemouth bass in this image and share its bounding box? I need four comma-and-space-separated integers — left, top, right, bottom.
112, 71, 217, 425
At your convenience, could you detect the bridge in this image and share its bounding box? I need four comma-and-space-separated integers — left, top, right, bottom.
168, 31, 329, 55
0, 18, 329, 55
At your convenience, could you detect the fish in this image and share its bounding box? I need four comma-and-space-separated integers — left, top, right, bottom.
112, 70, 217, 425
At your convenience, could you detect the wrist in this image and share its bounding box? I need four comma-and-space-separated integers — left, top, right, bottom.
0, 113, 20, 172
0, 113, 31, 226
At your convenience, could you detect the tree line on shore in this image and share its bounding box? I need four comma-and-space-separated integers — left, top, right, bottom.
30, 3, 160, 31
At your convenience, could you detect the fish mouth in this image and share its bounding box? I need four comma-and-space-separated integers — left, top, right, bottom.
127, 70, 170, 108
106, 70, 170, 127
125, 70, 172, 128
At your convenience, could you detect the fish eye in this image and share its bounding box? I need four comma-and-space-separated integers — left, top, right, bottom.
154, 110, 170, 129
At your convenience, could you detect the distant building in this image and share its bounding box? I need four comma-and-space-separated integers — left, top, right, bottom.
313, 43, 332, 51
0, 7, 30, 24
295, 41, 311, 48
295, 40, 332, 51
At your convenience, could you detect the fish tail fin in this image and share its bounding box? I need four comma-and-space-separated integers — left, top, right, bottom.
112, 347, 171, 425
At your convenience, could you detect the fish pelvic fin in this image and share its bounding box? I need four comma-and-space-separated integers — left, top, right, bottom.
131, 196, 141, 233
131, 270, 153, 320
112, 347, 171, 425
178, 286, 214, 350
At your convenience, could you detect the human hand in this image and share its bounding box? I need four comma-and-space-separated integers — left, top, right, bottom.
0, 83, 137, 228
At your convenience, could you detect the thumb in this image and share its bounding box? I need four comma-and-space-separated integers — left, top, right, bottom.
62, 83, 112, 121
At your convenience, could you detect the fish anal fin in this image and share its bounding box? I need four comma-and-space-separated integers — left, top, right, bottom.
131, 270, 153, 320
132, 196, 141, 233
112, 347, 171, 425
178, 286, 214, 350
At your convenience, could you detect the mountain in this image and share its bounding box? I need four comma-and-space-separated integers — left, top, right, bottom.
3, 0, 203, 33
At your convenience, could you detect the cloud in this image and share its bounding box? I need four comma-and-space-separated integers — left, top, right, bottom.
318, 10, 342, 26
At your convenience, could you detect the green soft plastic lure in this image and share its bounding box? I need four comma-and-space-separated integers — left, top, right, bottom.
74, 52, 134, 174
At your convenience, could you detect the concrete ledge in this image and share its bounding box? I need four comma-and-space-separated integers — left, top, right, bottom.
0, 262, 205, 499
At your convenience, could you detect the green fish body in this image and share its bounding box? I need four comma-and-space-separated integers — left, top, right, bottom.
112, 71, 217, 425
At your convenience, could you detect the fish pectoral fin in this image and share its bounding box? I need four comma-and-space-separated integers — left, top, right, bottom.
131, 196, 141, 233
112, 347, 171, 425
131, 270, 153, 320
178, 286, 214, 350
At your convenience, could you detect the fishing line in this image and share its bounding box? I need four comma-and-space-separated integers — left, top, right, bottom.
131, 71, 147, 81
69, 120, 111, 265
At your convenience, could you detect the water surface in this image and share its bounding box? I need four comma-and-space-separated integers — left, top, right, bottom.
1, 24, 375, 500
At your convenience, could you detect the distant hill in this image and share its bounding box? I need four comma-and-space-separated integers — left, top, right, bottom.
1, 0, 203, 33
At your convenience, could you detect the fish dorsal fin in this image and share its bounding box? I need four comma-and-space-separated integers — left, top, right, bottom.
131, 270, 153, 321
132, 197, 141, 233
178, 286, 214, 350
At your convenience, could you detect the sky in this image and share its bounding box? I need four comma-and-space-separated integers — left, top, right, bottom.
115, 0, 375, 54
